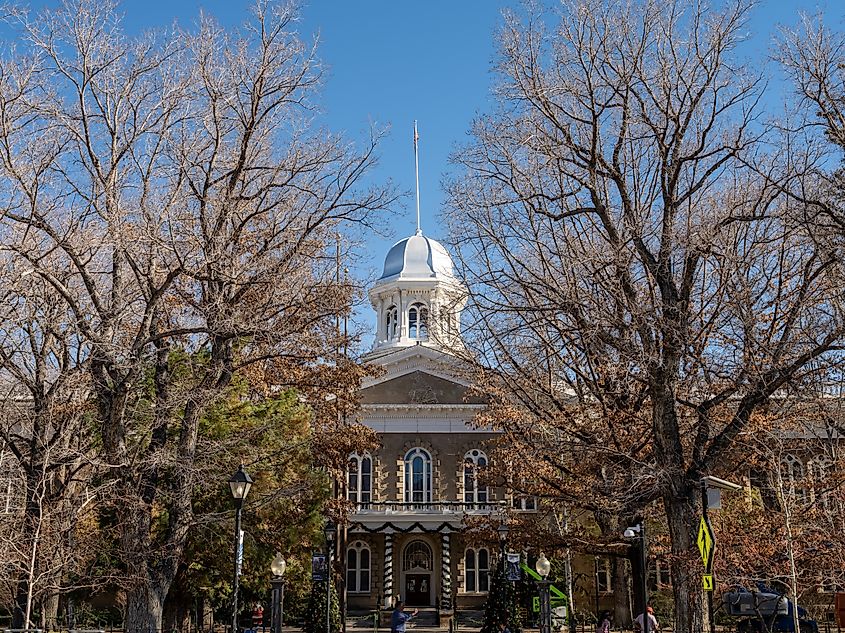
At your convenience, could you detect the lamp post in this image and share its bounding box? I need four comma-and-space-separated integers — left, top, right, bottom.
593, 557, 600, 625
324, 519, 337, 633
271, 553, 287, 633
623, 523, 648, 633
497, 521, 509, 574
536, 553, 552, 633
229, 464, 254, 633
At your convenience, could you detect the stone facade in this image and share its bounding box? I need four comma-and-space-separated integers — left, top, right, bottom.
345, 346, 506, 614
344, 232, 508, 617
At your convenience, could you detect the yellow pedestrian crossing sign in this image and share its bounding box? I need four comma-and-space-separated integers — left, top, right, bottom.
697, 517, 715, 570
702, 574, 714, 591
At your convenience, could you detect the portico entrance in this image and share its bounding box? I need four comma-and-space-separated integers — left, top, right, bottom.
402, 539, 434, 606
405, 574, 430, 606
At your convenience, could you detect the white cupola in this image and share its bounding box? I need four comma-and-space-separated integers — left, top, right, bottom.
368, 231, 466, 356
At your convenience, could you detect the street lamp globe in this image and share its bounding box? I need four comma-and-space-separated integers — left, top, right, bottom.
324, 518, 336, 544
497, 522, 509, 543
623, 527, 637, 538
535, 552, 551, 578
228, 464, 254, 501
271, 553, 287, 578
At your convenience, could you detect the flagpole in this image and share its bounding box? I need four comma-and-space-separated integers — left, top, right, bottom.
414, 120, 421, 235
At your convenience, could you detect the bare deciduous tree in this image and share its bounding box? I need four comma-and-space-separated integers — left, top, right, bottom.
0, 247, 100, 626
0, 0, 395, 628
445, 0, 844, 629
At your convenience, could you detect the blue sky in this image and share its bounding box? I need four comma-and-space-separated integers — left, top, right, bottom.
32, 0, 845, 345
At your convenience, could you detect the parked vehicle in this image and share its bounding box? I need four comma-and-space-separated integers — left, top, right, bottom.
723, 585, 818, 633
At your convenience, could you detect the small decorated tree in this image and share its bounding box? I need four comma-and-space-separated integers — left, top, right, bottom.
303, 578, 342, 633
481, 561, 522, 633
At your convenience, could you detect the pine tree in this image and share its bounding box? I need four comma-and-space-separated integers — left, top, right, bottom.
303, 578, 342, 633
481, 562, 522, 633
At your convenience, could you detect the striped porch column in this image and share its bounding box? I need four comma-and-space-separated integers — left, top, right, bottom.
440, 532, 452, 609
383, 532, 394, 607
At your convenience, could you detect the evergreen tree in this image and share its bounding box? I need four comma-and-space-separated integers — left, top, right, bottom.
481, 562, 522, 633
303, 578, 341, 633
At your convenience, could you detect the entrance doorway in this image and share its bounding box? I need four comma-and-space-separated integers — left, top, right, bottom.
402, 540, 434, 607
405, 574, 430, 606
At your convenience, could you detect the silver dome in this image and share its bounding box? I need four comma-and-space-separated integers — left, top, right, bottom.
380, 233, 455, 280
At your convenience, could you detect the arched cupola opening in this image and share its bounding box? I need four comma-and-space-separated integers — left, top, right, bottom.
385, 305, 398, 340
408, 302, 429, 340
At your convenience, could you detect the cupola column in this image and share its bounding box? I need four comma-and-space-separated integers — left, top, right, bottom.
376, 296, 385, 344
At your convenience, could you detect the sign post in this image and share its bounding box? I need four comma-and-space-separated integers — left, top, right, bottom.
699, 488, 717, 633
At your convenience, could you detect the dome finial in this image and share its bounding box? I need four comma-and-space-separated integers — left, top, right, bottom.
414, 120, 422, 236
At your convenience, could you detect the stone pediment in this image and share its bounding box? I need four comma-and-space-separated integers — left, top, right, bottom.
359, 370, 485, 405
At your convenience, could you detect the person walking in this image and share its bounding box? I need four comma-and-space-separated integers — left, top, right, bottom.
390, 601, 418, 633
597, 610, 612, 633
633, 606, 659, 632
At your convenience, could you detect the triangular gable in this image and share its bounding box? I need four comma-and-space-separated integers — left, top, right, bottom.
359, 370, 485, 405
362, 344, 473, 388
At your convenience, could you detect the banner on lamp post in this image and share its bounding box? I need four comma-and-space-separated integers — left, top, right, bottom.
506, 553, 521, 581
236, 529, 244, 576
311, 553, 327, 581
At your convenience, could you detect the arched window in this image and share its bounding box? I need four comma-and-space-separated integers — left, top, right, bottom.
346, 541, 371, 593
782, 454, 806, 502
464, 449, 488, 508
811, 458, 832, 507
348, 452, 372, 506
596, 557, 612, 593
403, 540, 433, 571
464, 547, 490, 593
385, 305, 398, 340
404, 448, 432, 504
408, 302, 429, 340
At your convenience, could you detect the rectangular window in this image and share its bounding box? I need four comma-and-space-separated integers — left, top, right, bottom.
464, 467, 474, 503
648, 559, 671, 590
360, 549, 370, 592
348, 471, 358, 501
361, 458, 371, 504
512, 495, 537, 511
596, 558, 611, 593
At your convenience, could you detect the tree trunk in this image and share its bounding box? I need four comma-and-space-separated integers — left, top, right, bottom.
611, 557, 631, 628
163, 601, 191, 633
126, 583, 166, 633
665, 492, 707, 633
41, 590, 60, 631
163, 575, 194, 633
